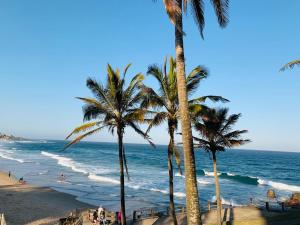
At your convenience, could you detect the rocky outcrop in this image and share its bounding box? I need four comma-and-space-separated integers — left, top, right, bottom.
0, 133, 28, 141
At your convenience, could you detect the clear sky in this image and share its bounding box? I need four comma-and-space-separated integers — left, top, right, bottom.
0, 0, 299, 152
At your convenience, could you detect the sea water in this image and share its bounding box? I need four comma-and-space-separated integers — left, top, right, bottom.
0, 140, 299, 213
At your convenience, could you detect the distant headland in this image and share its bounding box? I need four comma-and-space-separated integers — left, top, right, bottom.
0, 133, 28, 141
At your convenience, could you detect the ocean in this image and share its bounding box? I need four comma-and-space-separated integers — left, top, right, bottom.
0, 140, 299, 213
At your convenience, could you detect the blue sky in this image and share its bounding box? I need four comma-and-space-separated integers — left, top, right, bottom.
0, 0, 299, 151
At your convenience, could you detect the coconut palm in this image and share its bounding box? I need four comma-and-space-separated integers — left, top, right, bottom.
192, 108, 249, 225
141, 57, 228, 225
65, 64, 154, 225
280, 60, 300, 71
161, 1, 229, 223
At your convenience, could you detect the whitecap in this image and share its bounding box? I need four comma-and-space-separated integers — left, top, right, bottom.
174, 192, 186, 198
41, 151, 89, 174
0, 149, 25, 163
150, 188, 168, 195
88, 173, 119, 185
204, 170, 220, 177
197, 178, 212, 185
258, 179, 300, 192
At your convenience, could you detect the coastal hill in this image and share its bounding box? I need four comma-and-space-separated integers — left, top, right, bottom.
0, 132, 28, 141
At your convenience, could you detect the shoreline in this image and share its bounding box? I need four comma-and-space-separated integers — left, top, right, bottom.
0, 171, 94, 225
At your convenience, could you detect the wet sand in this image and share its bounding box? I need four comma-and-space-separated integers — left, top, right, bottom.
0, 171, 94, 225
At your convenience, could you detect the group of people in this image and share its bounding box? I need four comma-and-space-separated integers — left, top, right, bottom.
90, 206, 122, 225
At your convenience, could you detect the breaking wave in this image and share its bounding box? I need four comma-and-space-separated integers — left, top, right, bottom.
41, 151, 89, 174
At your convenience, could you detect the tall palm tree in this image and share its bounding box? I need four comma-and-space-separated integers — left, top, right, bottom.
141, 57, 228, 225
280, 60, 300, 71
161, 1, 229, 224
65, 64, 154, 225
192, 108, 249, 225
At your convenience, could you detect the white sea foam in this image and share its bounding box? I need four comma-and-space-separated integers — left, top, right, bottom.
175, 172, 185, 178
227, 173, 235, 176
41, 151, 89, 174
197, 178, 212, 185
150, 188, 168, 195
174, 192, 186, 198
204, 170, 221, 177
258, 179, 300, 192
38, 170, 49, 175
88, 173, 119, 185
149, 188, 185, 198
0, 149, 25, 163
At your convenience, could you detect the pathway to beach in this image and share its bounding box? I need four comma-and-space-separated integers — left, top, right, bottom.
0, 171, 93, 225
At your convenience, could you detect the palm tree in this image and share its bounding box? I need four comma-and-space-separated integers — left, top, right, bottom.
141, 57, 228, 225
65, 64, 154, 225
192, 108, 249, 225
161, 1, 229, 223
280, 60, 300, 71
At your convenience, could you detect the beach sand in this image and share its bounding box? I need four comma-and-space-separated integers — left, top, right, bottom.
0, 171, 94, 225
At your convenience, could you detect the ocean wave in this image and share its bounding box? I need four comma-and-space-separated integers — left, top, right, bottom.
203, 170, 221, 177
203, 170, 300, 192
174, 192, 186, 198
150, 188, 168, 195
175, 172, 184, 177
41, 151, 89, 174
176, 172, 212, 185
197, 178, 212, 185
0, 149, 25, 163
258, 179, 300, 192
220, 172, 259, 185
149, 188, 185, 198
88, 174, 119, 185
38, 170, 49, 175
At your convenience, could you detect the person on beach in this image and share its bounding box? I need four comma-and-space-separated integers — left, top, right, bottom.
8, 171, 11, 178
93, 209, 98, 225
98, 206, 106, 224
19, 177, 26, 184
117, 211, 122, 224
59, 173, 66, 181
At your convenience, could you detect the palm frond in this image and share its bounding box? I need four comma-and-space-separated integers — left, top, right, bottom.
64, 127, 103, 150
146, 112, 168, 133
66, 121, 100, 139
191, 0, 205, 38
163, 0, 182, 24
189, 95, 229, 104
210, 0, 229, 27
280, 60, 300, 72
186, 66, 208, 95
128, 122, 156, 148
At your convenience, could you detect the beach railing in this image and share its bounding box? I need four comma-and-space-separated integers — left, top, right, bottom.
132, 206, 186, 222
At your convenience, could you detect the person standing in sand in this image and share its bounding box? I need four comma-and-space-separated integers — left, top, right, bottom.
8, 171, 11, 178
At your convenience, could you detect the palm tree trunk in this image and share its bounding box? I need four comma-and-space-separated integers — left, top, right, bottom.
122, 145, 130, 181
174, 1, 202, 224
168, 125, 178, 225
117, 127, 126, 225
212, 152, 222, 225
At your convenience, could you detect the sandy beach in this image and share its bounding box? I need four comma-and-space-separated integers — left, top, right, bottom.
0, 171, 93, 225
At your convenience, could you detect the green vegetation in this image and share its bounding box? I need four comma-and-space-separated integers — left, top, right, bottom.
141, 57, 228, 225
65, 64, 155, 225
192, 108, 250, 225
161, 1, 229, 223
280, 60, 300, 71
